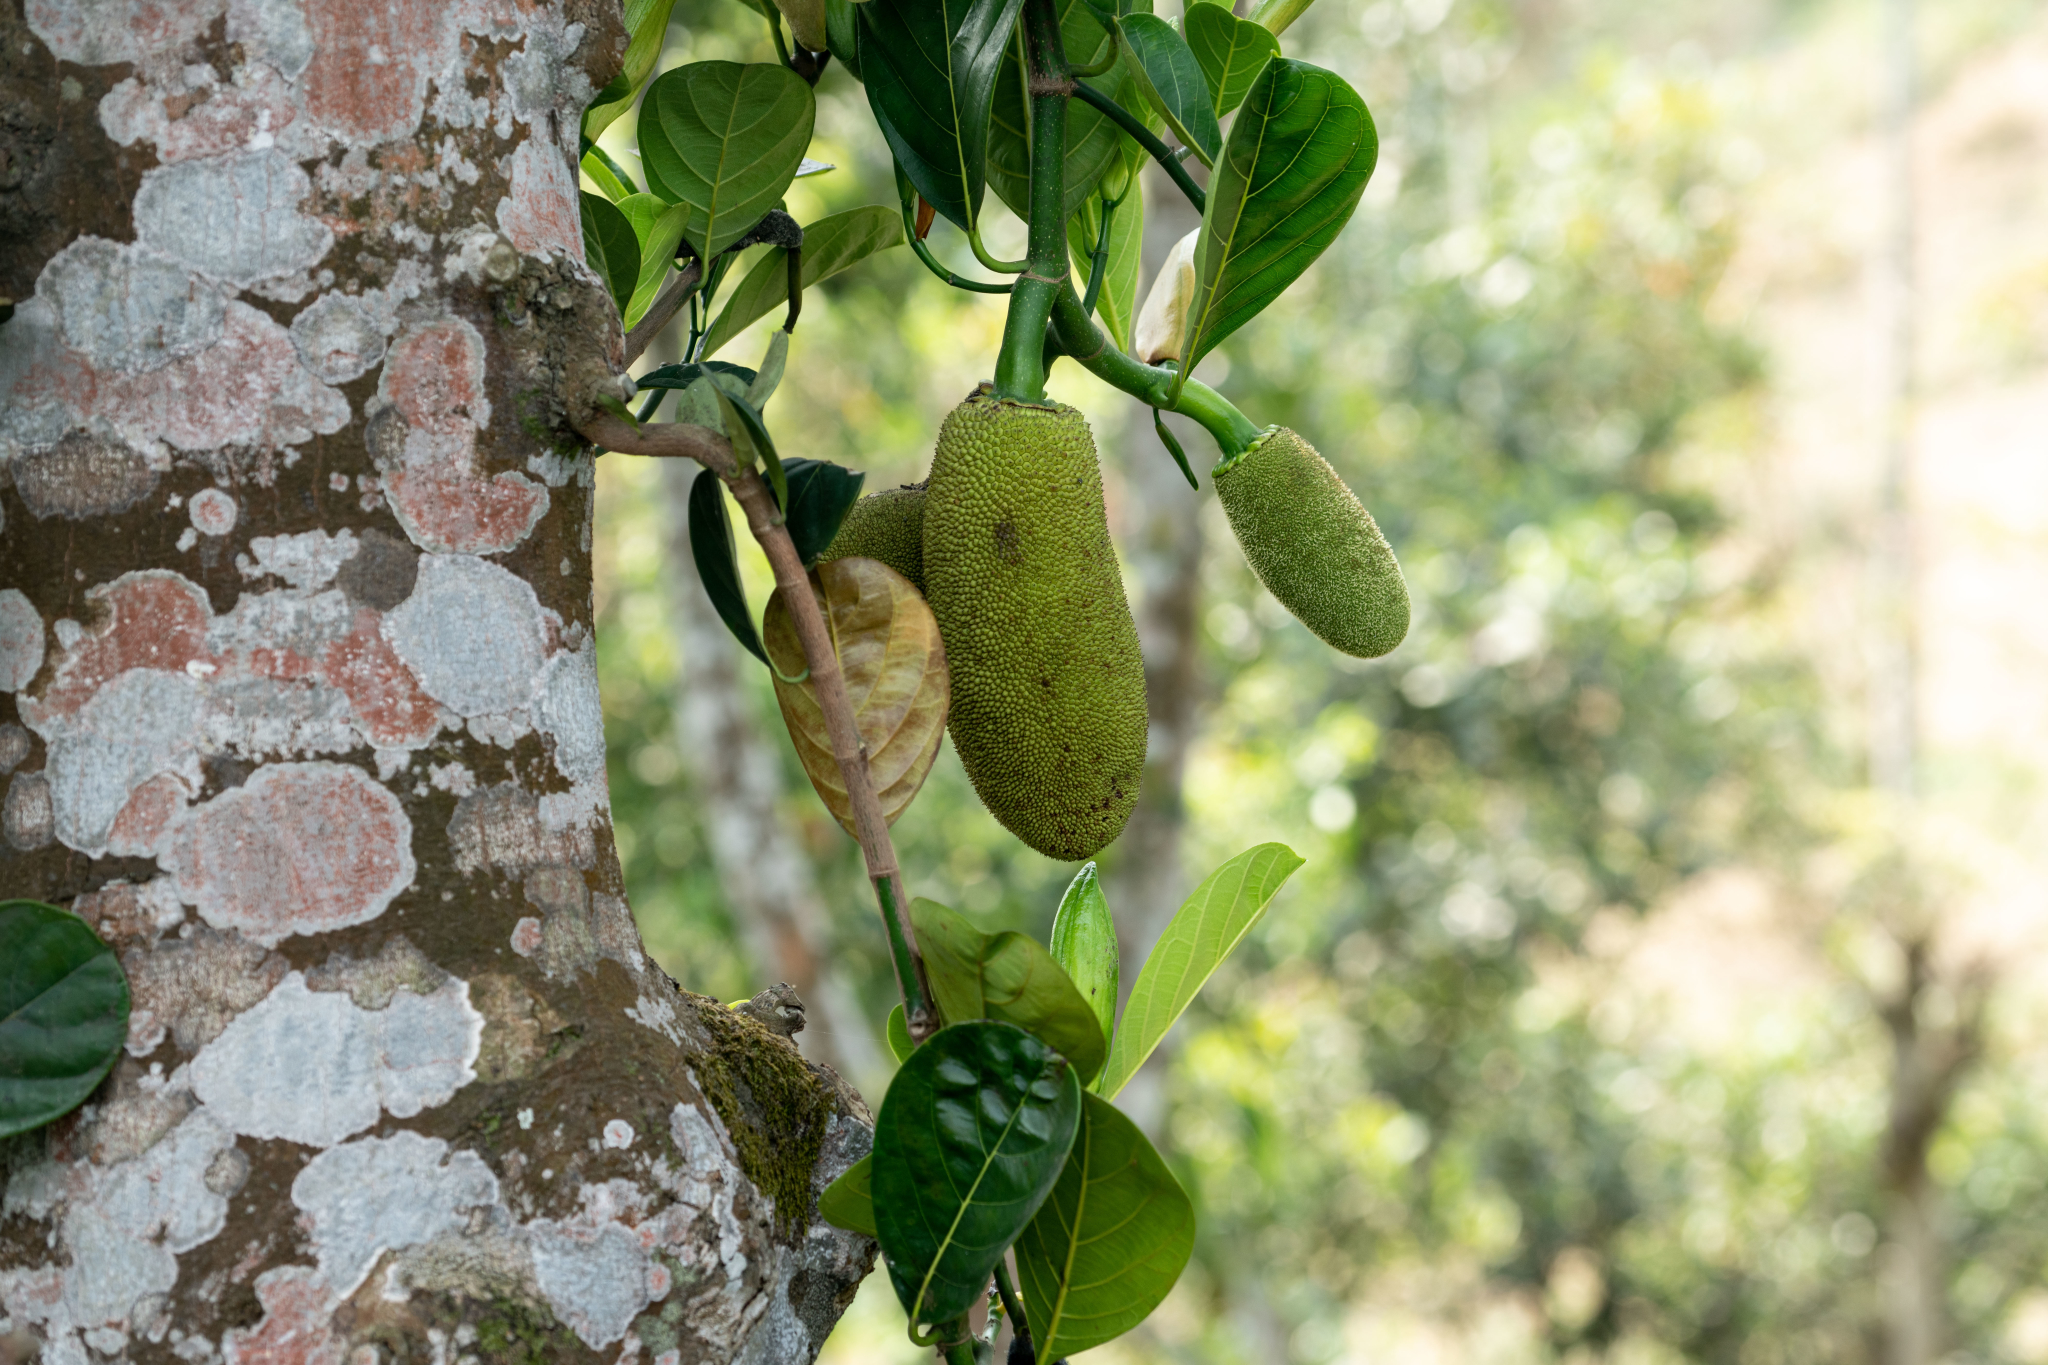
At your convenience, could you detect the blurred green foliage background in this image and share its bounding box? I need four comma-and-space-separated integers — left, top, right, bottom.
591, 0, 2048, 1360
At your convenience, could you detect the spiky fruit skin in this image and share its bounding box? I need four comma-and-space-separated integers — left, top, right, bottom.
1214, 427, 1410, 658
822, 486, 926, 591
922, 388, 1147, 861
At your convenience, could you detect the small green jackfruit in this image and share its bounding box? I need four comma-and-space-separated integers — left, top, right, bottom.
922, 387, 1147, 861
1214, 427, 1409, 658
822, 485, 925, 591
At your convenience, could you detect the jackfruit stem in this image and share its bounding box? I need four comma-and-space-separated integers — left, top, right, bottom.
576, 409, 940, 1040
992, 0, 1074, 403
1048, 280, 1263, 458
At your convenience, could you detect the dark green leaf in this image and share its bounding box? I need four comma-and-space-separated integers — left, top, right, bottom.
1183, 2, 1278, 117
1178, 59, 1376, 392
774, 458, 867, 566
824, 0, 863, 80
711, 385, 787, 510
987, 0, 1143, 222
1116, 14, 1221, 166
819, 1155, 877, 1237
687, 468, 768, 665
886, 1003, 915, 1063
581, 192, 641, 309
700, 206, 906, 358
0, 900, 130, 1139
1051, 862, 1119, 1056
1096, 843, 1302, 1098
1016, 1092, 1195, 1358
907, 899, 1106, 1083
639, 62, 816, 260
636, 360, 758, 392
873, 1020, 1082, 1326
856, 0, 1024, 233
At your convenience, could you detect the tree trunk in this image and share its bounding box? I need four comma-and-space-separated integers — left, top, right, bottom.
0, 3, 873, 1361
660, 458, 884, 1089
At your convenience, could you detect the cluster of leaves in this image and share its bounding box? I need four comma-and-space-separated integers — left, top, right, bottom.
817, 846, 1302, 1358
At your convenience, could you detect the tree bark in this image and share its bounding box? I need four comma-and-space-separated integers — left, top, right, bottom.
0, 3, 873, 1361
660, 458, 885, 1089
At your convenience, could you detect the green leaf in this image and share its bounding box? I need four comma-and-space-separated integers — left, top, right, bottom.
580, 192, 641, 310
987, 0, 1143, 222
819, 1155, 878, 1237
0, 900, 130, 1139
615, 192, 690, 330
636, 360, 757, 393
1116, 13, 1221, 166
747, 328, 789, 410
1065, 141, 1146, 352
873, 1020, 1082, 1326
687, 468, 768, 665
1016, 1092, 1195, 1358
856, 0, 1025, 233
1248, 0, 1316, 37
1051, 862, 1119, 1055
907, 900, 1106, 1084
886, 1003, 915, 1063
1183, 2, 1278, 118
583, 0, 681, 139
580, 144, 637, 201
824, 0, 863, 80
700, 206, 906, 359
639, 62, 816, 261
1095, 843, 1303, 1099
775, 458, 868, 566
1177, 59, 1376, 395
711, 385, 787, 510
772, 0, 827, 50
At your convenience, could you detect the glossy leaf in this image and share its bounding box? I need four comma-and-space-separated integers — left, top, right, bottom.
1016, 1092, 1195, 1358
873, 1021, 1082, 1326
856, 0, 1025, 232
1184, 1, 1278, 117
0, 900, 130, 1139
636, 360, 757, 392
774, 457, 867, 566
763, 558, 950, 834
824, 0, 863, 80
907, 900, 1105, 1083
987, 0, 1141, 222
772, 0, 827, 50
1179, 59, 1376, 390
1116, 13, 1221, 166
1095, 843, 1303, 1099
687, 468, 767, 665
886, 1003, 915, 1063
819, 1155, 877, 1237
580, 192, 641, 310
639, 62, 816, 260
583, 0, 681, 138
615, 192, 689, 330
1065, 139, 1146, 352
700, 206, 906, 358
1052, 862, 1119, 1055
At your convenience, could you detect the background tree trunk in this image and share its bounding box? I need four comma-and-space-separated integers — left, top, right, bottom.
0, 2, 872, 1361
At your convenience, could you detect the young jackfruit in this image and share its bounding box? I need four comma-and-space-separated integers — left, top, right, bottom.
822, 485, 926, 591
1214, 427, 1409, 658
922, 387, 1147, 861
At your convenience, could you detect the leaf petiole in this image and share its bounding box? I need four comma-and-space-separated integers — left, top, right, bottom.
1070, 80, 1206, 214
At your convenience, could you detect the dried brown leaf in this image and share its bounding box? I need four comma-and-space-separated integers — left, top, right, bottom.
763, 557, 950, 832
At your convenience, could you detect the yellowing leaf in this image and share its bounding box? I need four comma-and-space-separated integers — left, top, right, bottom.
763, 557, 949, 833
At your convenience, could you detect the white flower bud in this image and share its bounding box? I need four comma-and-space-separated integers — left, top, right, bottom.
1132, 229, 1200, 365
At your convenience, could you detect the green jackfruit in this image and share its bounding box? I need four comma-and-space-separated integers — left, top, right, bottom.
922, 387, 1147, 861
822, 485, 925, 591
1214, 427, 1409, 658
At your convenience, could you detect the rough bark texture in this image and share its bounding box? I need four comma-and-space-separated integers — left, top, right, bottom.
0, 2, 875, 1361
660, 458, 884, 1089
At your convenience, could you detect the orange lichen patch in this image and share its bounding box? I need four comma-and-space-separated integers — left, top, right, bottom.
168, 762, 415, 945
302, 0, 452, 145
189, 488, 239, 536
223, 1266, 344, 1365
107, 771, 193, 859
322, 609, 441, 747
384, 466, 550, 555
499, 136, 582, 258
382, 318, 487, 451
21, 571, 215, 726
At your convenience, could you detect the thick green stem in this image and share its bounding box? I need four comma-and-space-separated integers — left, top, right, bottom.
1048, 281, 1261, 458
875, 874, 934, 1035
994, 1260, 1031, 1347
1071, 80, 1206, 214
992, 0, 1072, 402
